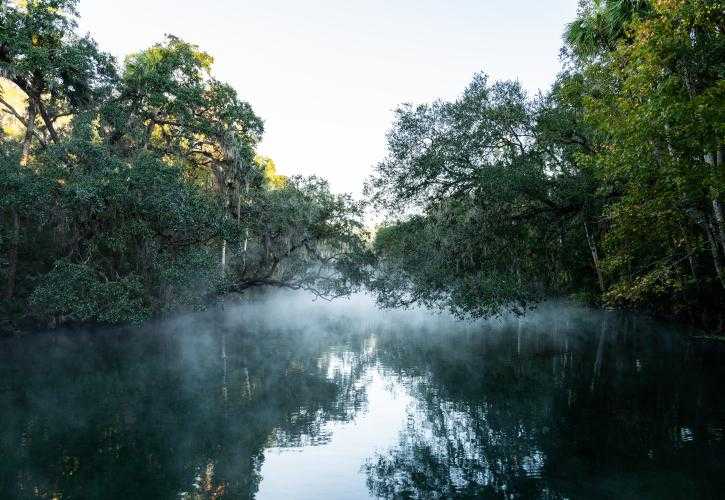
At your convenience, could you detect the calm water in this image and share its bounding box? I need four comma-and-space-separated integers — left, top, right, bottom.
1, 297, 724, 499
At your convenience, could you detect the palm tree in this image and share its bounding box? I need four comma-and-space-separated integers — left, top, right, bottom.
564, 0, 650, 58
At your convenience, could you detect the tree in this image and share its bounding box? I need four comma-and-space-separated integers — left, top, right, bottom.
367, 0, 723, 328
113, 35, 263, 193
227, 175, 372, 300
571, 0, 725, 325
0, 0, 116, 152
366, 74, 601, 318
0, 1, 370, 330
564, 0, 651, 60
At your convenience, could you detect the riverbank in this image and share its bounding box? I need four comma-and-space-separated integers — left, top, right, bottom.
2, 289, 721, 340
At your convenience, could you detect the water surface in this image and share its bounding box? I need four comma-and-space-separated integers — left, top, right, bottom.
1, 297, 724, 499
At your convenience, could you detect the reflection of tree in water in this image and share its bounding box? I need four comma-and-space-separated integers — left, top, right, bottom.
2, 306, 724, 499
0, 311, 374, 499
365, 310, 725, 499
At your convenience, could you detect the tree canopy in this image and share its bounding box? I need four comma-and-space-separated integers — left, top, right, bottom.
367, 0, 724, 329
0, 0, 369, 330
1, 0, 722, 331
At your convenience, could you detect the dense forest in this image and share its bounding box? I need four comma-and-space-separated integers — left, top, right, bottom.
367, 0, 724, 330
1, 0, 723, 332
0, 0, 371, 331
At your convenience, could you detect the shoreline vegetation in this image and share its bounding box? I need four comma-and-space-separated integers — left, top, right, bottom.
1, 0, 723, 334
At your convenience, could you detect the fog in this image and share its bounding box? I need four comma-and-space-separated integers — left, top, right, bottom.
2, 291, 721, 499
213, 290, 615, 339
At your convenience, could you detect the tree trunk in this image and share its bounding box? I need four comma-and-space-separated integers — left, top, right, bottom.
4, 209, 19, 301
712, 198, 725, 255
584, 221, 605, 293
679, 225, 699, 288
35, 98, 60, 143
236, 187, 242, 223
221, 183, 230, 271
704, 221, 725, 289
20, 99, 36, 165
14, 79, 59, 144
688, 254, 698, 285
705, 150, 725, 253
241, 179, 250, 274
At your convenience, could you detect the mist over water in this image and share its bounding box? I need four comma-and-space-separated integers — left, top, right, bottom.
1, 294, 724, 499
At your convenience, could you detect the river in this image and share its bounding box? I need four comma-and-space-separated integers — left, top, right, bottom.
1, 295, 723, 499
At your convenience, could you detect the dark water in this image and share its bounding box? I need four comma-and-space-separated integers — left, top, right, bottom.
1, 297, 724, 499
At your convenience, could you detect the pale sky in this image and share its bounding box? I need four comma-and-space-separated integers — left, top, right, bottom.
77, 1, 578, 196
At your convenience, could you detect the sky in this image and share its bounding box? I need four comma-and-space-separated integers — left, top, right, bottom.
77, 0, 578, 196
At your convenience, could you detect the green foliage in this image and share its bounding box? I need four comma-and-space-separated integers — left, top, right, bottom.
157, 247, 224, 313
2, 0, 721, 330
367, 0, 724, 328
576, 0, 725, 322
29, 261, 150, 324
0, 2, 368, 330
367, 74, 600, 317
564, 0, 651, 59
228, 175, 372, 299
112, 35, 263, 192
0, 0, 117, 137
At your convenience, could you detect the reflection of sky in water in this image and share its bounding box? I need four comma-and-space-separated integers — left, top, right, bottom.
258, 366, 411, 500
1, 295, 724, 499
